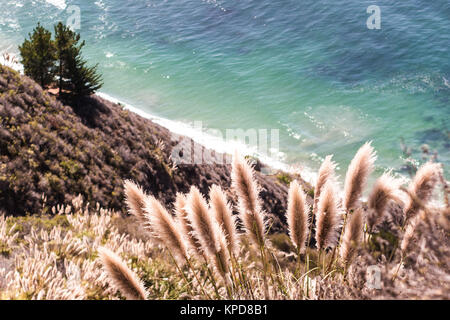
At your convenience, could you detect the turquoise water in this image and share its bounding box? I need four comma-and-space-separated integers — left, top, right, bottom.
1, 0, 449, 180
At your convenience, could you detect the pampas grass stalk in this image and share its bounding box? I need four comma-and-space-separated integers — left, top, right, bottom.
172, 193, 213, 298
124, 180, 147, 223
98, 247, 148, 300
400, 215, 419, 255
231, 152, 270, 297
403, 162, 442, 223
231, 152, 266, 248
144, 196, 202, 295
209, 185, 245, 295
313, 155, 337, 216
337, 142, 376, 262
343, 142, 377, 212
144, 196, 188, 264
340, 208, 363, 269
315, 181, 340, 251
367, 172, 402, 231
174, 193, 203, 257
286, 180, 309, 253
209, 185, 239, 255
305, 156, 336, 274
392, 215, 420, 281
186, 186, 231, 283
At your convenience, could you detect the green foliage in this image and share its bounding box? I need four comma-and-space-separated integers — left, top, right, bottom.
368, 229, 399, 260
18, 22, 102, 98
54, 22, 103, 97
60, 159, 81, 179
269, 233, 293, 253
18, 23, 56, 88
7, 214, 70, 236
66, 53, 103, 97
54, 22, 80, 95
276, 172, 292, 185
0, 240, 12, 257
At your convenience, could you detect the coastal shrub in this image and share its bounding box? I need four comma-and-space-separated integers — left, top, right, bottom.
276, 172, 293, 185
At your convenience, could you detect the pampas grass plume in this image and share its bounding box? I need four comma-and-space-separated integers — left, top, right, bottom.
404, 162, 442, 221
186, 186, 220, 256
98, 247, 148, 300
313, 155, 337, 215
340, 208, 363, 266
286, 180, 309, 252
367, 172, 402, 231
186, 186, 231, 278
231, 152, 266, 247
174, 192, 202, 256
124, 180, 147, 222
209, 185, 239, 255
343, 142, 377, 212
144, 195, 188, 263
315, 181, 341, 250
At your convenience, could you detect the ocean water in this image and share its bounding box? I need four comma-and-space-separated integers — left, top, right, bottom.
1, 0, 449, 182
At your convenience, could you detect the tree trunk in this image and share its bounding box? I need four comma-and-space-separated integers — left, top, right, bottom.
59, 58, 62, 96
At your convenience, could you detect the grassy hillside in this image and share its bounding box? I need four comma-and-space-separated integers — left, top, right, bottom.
0, 64, 293, 231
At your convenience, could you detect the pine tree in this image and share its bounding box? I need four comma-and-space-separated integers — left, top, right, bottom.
19, 23, 56, 88
54, 22, 103, 98
66, 53, 103, 97
54, 22, 80, 96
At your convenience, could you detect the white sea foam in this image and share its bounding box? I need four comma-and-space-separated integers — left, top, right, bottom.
45, 0, 67, 10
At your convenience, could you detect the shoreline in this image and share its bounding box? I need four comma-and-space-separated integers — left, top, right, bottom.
0, 63, 293, 228
96, 91, 318, 185
0, 48, 318, 184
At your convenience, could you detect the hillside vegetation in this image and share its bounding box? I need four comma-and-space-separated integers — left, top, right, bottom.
0, 150, 448, 299
0, 65, 290, 230
0, 64, 448, 300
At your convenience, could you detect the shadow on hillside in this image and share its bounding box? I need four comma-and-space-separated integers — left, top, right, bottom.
64, 95, 112, 128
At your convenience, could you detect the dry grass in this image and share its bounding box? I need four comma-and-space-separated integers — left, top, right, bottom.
98, 247, 148, 300
209, 185, 239, 255
231, 152, 266, 248
1, 144, 448, 300
367, 172, 403, 231
286, 180, 309, 253
340, 208, 363, 267
313, 155, 337, 216
343, 142, 377, 212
